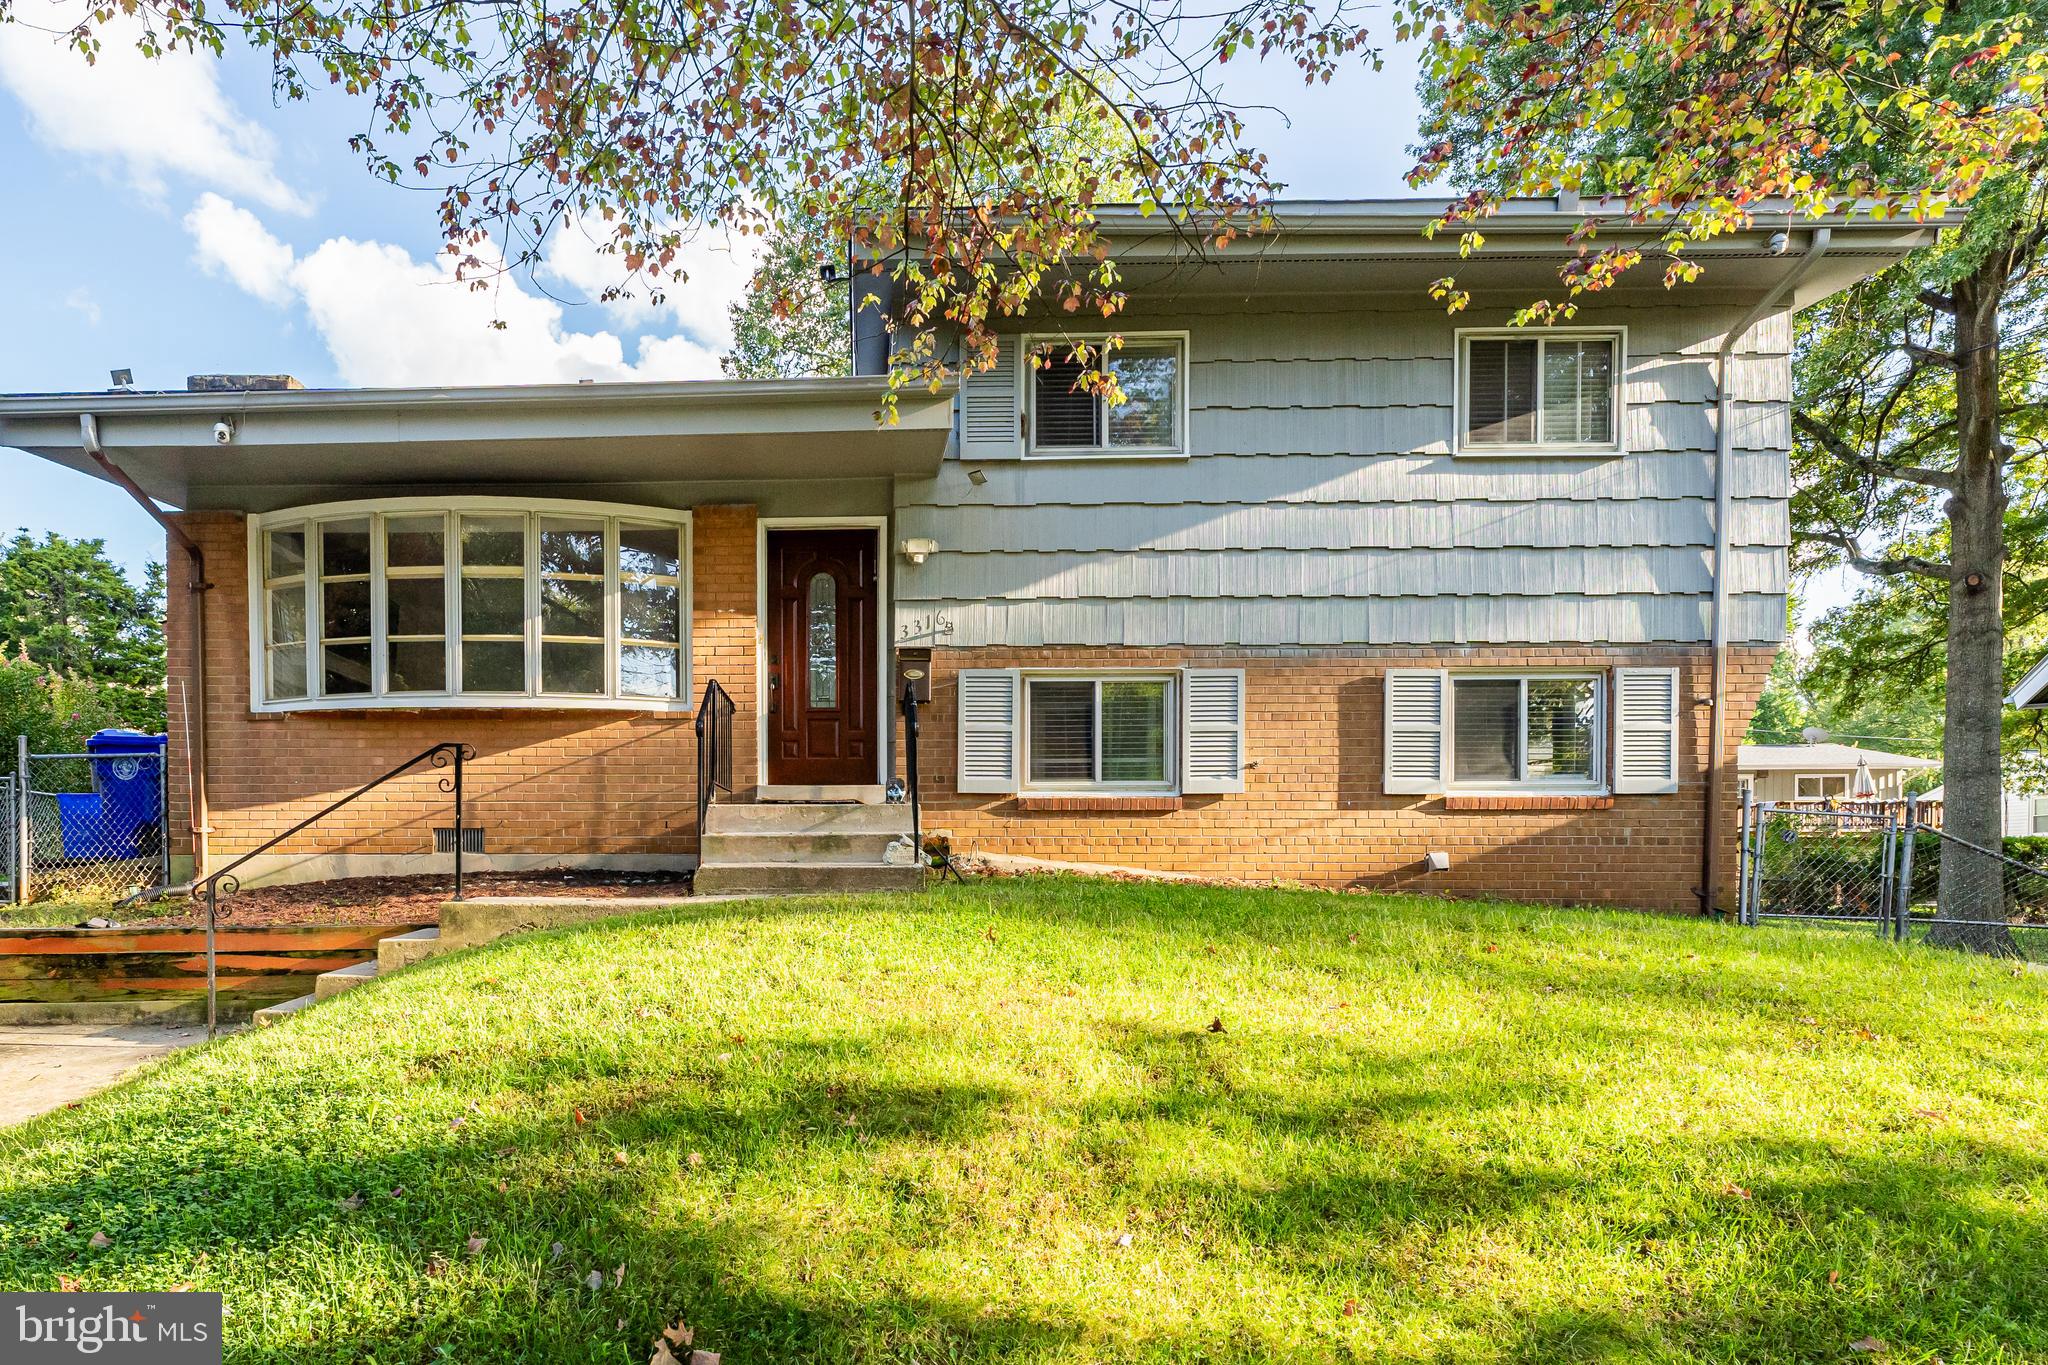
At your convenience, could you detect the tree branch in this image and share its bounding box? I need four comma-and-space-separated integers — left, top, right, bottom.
1792, 527, 1949, 580
1917, 287, 1957, 315
1793, 410, 1956, 491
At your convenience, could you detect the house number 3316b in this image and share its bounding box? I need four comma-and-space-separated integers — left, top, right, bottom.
898, 611, 955, 642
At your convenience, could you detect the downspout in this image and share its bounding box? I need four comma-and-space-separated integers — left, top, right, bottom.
79, 414, 211, 881
1700, 226, 1831, 912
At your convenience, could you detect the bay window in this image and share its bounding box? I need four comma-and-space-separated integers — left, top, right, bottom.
251, 499, 689, 711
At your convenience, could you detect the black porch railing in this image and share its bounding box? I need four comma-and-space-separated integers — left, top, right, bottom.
901, 680, 922, 862
192, 741, 474, 1037
694, 679, 735, 834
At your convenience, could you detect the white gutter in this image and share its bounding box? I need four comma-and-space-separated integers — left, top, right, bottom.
79, 413, 211, 882
1701, 227, 1831, 912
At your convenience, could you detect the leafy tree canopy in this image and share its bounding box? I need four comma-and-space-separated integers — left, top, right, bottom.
0, 532, 165, 732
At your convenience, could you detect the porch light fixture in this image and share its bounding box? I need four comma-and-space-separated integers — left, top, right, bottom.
900, 537, 938, 565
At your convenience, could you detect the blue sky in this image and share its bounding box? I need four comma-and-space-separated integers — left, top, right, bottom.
0, 23, 1429, 581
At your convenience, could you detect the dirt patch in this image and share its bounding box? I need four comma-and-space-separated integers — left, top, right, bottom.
105, 870, 695, 929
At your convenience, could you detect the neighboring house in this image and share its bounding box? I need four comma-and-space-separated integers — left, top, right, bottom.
1737, 743, 1940, 802
1917, 785, 2042, 837
0, 198, 1934, 912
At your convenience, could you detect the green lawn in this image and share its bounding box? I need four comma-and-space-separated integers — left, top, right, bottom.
2, 878, 2044, 1363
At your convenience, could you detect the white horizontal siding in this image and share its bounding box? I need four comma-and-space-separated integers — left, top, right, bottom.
896, 594, 1788, 648
907, 544, 1783, 600
896, 495, 1787, 552
897, 300, 1792, 647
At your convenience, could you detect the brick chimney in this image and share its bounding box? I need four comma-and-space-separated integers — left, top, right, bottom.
186, 374, 305, 392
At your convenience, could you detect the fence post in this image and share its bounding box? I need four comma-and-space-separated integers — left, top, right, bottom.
1737, 786, 1753, 926
15, 735, 28, 906
1896, 794, 1918, 943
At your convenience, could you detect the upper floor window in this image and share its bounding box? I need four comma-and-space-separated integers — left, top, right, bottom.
1026, 334, 1187, 458
252, 498, 689, 713
1458, 330, 1622, 454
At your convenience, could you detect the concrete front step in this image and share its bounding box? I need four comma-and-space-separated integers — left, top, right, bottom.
757, 784, 887, 804
377, 927, 443, 972
704, 801, 911, 836
700, 830, 901, 864
314, 959, 380, 1000
692, 862, 925, 895
254, 993, 317, 1027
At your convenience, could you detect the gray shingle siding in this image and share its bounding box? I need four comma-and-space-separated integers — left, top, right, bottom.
893, 299, 1790, 649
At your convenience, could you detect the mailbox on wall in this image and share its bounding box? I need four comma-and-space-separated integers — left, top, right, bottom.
895, 647, 932, 705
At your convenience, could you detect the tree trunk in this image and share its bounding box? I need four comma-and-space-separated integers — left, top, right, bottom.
1929, 258, 2018, 955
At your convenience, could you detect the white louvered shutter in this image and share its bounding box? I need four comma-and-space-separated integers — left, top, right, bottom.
1180, 668, 1246, 794
1613, 667, 1680, 794
959, 335, 1023, 460
956, 668, 1020, 793
1384, 669, 1448, 794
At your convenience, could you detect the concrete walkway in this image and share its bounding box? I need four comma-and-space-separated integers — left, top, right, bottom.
0, 1024, 209, 1128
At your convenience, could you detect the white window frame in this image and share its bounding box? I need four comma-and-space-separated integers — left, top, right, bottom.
2029, 796, 2048, 835
1445, 671, 1607, 794
1794, 773, 1849, 800
1453, 327, 1627, 457
1021, 331, 1190, 460
246, 496, 691, 714
1020, 671, 1179, 794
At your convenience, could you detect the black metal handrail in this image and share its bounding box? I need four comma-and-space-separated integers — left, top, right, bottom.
901, 680, 922, 863
192, 741, 474, 1037
694, 679, 735, 835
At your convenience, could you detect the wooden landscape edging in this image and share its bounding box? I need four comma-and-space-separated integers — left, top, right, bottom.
0, 924, 429, 1009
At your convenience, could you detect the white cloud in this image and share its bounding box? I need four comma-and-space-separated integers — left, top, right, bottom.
63, 288, 101, 326
184, 197, 739, 385
186, 192, 298, 305
541, 218, 760, 353
0, 10, 309, 214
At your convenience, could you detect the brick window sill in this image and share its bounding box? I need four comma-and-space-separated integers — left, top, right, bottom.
1014, 795, 1184, 813
1441, 794, 1615, 812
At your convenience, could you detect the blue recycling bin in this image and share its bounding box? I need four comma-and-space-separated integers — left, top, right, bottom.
68, 729, 168, 860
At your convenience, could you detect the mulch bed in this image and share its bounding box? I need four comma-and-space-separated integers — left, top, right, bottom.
121, 870, 695, 929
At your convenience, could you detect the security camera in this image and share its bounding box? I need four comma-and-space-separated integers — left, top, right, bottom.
213, 420, 235, 445
1768, 230, 1790, 255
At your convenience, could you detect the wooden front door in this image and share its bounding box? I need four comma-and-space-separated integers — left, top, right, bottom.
766, 528, 879, 786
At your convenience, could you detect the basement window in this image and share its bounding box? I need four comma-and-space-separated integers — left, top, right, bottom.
251, 498, 690, 713
1023, 674, 1175, 791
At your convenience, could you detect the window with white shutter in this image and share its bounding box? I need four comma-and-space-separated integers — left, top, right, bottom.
1019, 673, 1175, 791
1181, 668, 1246, 794
1612, 666, 1680, 794
956, 668, 1021, 793
1384, 669, 1448, 794
1458, 330, 1622, 454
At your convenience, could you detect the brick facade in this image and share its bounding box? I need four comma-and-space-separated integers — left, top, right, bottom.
904, 645, 1774, 912
164, 504, 760, 877
164, 504, 1770, 910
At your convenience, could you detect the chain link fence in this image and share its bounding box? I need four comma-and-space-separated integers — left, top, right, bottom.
1741, 798, 2048, 961
11, 747, 170, 912
0, 780, 16, 905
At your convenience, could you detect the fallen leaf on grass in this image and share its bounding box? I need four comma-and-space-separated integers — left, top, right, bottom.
1206, 1017, 1226, 1034
55, 1276, 81, 1293
613, 1150, 631, 1166
1719, 1182, 1751, 1200
424, 1255, 449, 1278
389, 1186, 406, 1199
550, 1242, 565, 1262
614, 1262, 626, 1288
1484, 944, 1500, 954
1112, 1232, 1133, 1248
584, 1269, 606, 1292
1341, 1300, 1359, 1317
574, 1109, 587, 1125
1848, 1338, 1888, 1355
1912, 1108, 1946, 1121
465, 1234, 487, 1256
687, 1152, 704, 1168
338, 1193, 364, 1212
1827, 1269, 1841, 1288
88, 1232, 111, 1250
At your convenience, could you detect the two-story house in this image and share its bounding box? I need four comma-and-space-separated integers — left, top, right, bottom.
0, 198, 1936, 911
